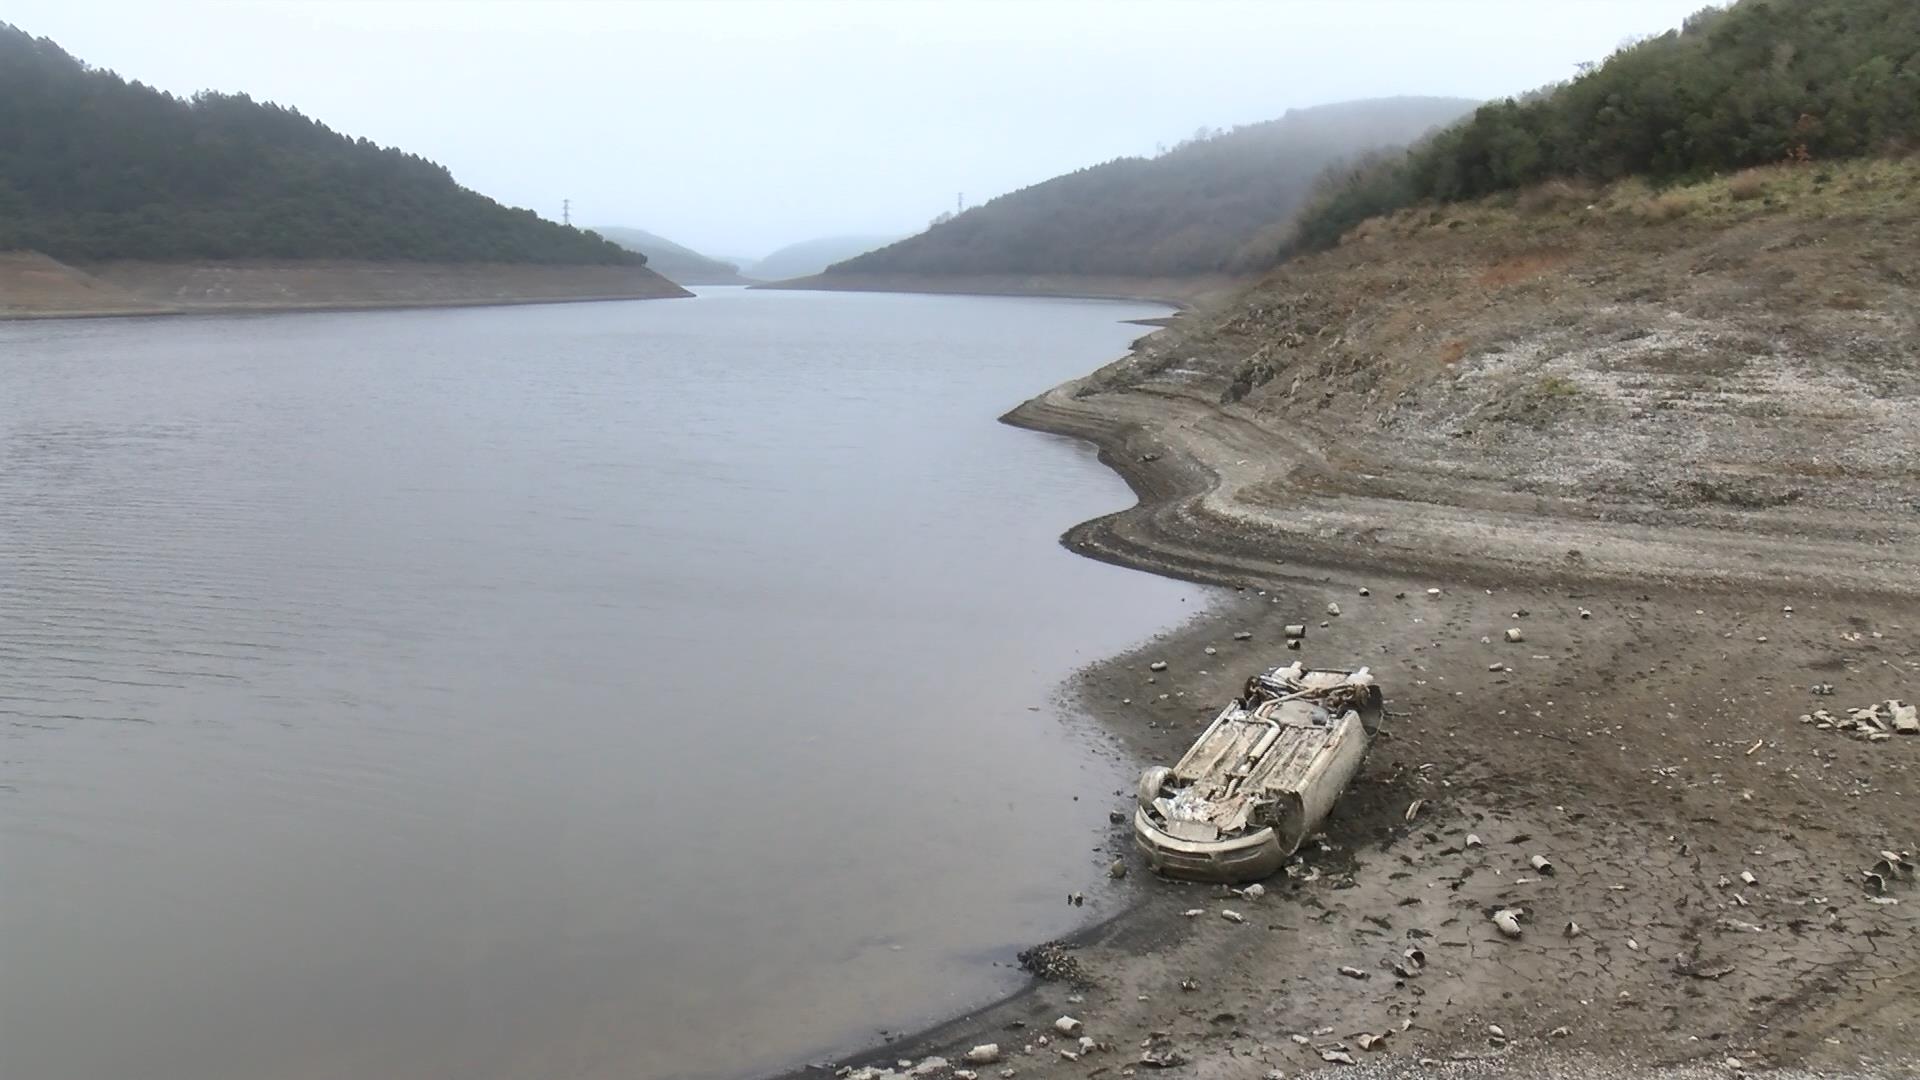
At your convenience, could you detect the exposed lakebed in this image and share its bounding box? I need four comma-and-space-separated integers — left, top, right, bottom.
0, 289, 1200, 1080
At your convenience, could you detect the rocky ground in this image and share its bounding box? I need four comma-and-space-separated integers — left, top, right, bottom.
778, 161, 1920, 1080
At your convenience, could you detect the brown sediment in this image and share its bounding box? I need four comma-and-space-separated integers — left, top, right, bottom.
0, 252, 689, 319
753, 270, 1244, 311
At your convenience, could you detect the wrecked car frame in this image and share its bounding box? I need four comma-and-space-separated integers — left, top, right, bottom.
1134, 662, 1382, 883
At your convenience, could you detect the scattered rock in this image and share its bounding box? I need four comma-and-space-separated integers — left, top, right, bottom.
1326, 602, 1342, 617
1233, 630, 1252, 640
1148, 660, 1168, 672
1109, 859, 1128, 879
1203, 646, 1217, 656
1139, 1045, 1186, 1069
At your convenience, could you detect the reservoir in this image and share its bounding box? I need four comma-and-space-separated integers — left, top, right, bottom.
0, 289, 1198, 1080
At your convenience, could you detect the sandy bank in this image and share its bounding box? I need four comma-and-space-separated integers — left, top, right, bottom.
0, 252, 689, 319
754, 271, 1243, 310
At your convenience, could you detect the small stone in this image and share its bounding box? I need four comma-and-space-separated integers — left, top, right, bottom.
1488, 1024, 1505, 1039
1233, 630, 1252, 640
1203, 646, 1217, 655
1109, 859, 1127, 879
1148, 660, 1167, 672
1326, 602, 1342, 616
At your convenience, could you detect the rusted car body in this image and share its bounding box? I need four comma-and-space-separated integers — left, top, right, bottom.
1134, 663, 1382, 883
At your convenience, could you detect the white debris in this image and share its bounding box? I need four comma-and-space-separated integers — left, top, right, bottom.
1466, 833, 1484, 847
964, 1045, 1001, 1065
1321, 1049, 1356, 1065
1183, 908, 1204, 918
1492, 907, 1524, 938
1327, 602, 1342, 617
1204, 646, 1217, 656
1054, 1016, 1082, 1036
1740, 870, 1758, 886
1505, 627, 1525, 643
909, 1058, 950, 1077
1237, 883, 1266, 900
1221, 909, 1245, 923
1338, 965, 1369, 979
1530, 854, 1555, 875
1284, 624, 1307, 638
1233, 631, 1253, 640
1427, 588, 1442, 597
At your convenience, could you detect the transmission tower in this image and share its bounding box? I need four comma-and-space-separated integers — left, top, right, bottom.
562, 198, 571, 227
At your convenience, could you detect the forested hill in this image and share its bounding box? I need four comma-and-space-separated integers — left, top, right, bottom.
593, 227, 749, 284
0, 24, 638, 265
1290, 0, 1920, 252
827, 97, 1475, 280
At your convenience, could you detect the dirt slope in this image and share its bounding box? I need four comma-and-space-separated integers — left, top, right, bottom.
1, 255, 689, 318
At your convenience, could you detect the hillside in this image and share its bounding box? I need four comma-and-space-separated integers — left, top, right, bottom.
1290, 0, 1920, 251
0, 23, 639, 266
823, 97, 1475, 282
594, 226, 751, 285
747, 235, 901, 281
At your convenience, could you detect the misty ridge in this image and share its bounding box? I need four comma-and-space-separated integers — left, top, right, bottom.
830, 97, 1476, 280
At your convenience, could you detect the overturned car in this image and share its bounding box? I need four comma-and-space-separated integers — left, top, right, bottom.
1134, 663, 1382, 883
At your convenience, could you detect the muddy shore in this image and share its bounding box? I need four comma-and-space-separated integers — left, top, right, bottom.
0, 252, 690, 319
773, 356, 1918, 1076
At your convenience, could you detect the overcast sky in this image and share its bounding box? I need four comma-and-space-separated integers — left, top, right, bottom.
7, 0, 1711, 258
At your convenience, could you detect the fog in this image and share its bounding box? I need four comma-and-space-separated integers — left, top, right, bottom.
7, 0, 1710, 259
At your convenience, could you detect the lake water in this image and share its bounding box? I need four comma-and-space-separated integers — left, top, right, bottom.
0, 289, 1199, 1080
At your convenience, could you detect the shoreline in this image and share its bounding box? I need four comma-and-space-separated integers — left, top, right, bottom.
0, 253, 691, 321
752, 271, 1245, 312
769, 331, 1920, 1077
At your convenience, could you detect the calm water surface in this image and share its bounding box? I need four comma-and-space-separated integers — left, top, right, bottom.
0, 289, 1200, 1080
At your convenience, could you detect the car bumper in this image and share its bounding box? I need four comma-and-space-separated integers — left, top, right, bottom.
1133, 808, 1286, 883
